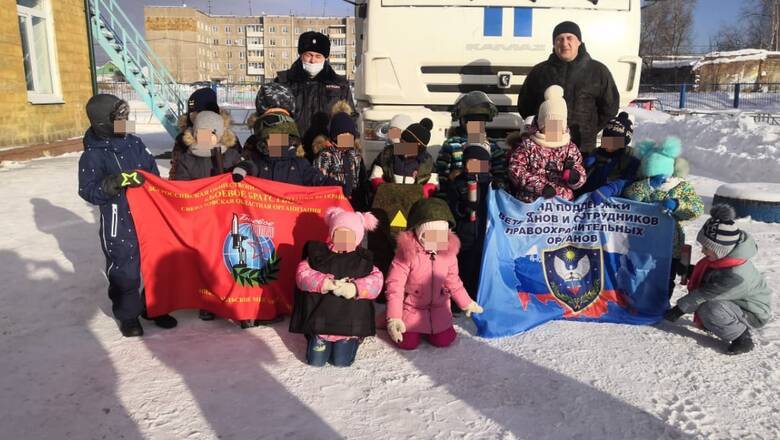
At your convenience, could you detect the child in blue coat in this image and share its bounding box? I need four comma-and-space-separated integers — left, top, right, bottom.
78, 94, 177, 337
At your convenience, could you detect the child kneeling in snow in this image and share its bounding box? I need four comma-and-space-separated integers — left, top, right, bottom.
664, 204, 772, 355
384, 198, 483, 350
291, 208, 384, 367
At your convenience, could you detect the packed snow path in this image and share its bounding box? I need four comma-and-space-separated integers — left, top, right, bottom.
0, 114, 778, 439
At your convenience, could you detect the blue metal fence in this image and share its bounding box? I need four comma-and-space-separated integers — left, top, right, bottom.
638, 83, 780, 112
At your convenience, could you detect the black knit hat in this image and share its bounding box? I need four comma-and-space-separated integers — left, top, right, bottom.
401, 118, 433, 146
329, 112, 357, 139
188, 87, 219, 114
603, 111, 633, 146
553, 21, 582, 42
298, 31, 330, 58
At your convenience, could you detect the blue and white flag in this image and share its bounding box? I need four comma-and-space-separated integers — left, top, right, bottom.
473, 189, 675, 338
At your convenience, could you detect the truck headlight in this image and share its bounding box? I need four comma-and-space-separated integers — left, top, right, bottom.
363, 119, 390, 141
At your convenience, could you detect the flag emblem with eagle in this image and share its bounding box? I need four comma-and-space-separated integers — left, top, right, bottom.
542, 245, 603, 313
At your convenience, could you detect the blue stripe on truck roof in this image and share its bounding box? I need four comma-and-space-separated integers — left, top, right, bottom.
483, 7, 502, 37
514, 7, 532, 37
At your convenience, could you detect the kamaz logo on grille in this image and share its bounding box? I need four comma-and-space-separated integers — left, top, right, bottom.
466, 43, 545, 52
497, 72, 512, 89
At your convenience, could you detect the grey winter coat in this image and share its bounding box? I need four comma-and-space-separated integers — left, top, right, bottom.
676, 232, 772, 327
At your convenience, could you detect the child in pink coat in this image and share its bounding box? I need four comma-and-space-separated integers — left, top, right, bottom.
385, 198, 483, 350
292, 208, 384, 367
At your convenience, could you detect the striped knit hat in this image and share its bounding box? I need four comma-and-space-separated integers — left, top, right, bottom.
697, 204, 741, 259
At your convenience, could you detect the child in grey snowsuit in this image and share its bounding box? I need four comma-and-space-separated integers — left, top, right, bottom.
78, 94, 177, 337
664, 204, 773, 355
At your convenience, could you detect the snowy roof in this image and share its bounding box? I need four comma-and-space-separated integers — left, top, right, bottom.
693, 49, 780, 70
649, 58, 700, 69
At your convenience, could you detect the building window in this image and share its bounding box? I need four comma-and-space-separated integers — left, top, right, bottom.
16, 0, 61, 103
269, 52, 275, 58
225, 26, 231, 33
282, 26, 288, 33
238, 26, 243, 33
282, 51, 288, 59
281, 39, 287, 47
226, 39, 232, 46
240, 63, 245, 69
227, 63, 232, 70
269, 39, 276, 46
227, 52, 232, 59
269, 26, 275, 33
213, 38, 219, 45
212, 26, 218, 32
213, 51, 218, 58
239, 52, 244, 59
236, 39, 243, 46
295, 27, 300, 34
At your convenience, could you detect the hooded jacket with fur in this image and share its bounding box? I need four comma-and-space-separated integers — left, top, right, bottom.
170, 111, 242, 181
384, 231, 473, 335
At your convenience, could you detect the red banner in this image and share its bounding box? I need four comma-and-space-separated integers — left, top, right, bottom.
127, 172, 351, 320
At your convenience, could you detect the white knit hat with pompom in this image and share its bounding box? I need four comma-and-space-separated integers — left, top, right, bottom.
537, 85, 568, 131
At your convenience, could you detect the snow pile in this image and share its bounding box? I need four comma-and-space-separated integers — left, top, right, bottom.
628, 108, 780, 183
693, 49, 780, 70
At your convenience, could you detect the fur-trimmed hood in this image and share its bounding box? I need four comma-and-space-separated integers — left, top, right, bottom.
181, 110, 237, 156
311, 134, 362, 156
394, 230, 461, 261
506, 130, 529, 149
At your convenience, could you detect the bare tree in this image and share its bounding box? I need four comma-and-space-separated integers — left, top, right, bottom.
714, 0, 780, 51
640, 0, 697, 56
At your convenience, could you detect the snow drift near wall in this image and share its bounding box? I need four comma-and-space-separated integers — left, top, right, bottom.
628, 108, 780, 184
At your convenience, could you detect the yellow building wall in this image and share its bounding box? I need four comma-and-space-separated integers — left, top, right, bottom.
0, 0, 93, 148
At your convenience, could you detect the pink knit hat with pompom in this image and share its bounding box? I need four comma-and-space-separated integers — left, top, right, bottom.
324, 207, 379, 246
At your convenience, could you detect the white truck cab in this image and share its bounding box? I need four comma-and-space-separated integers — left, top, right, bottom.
352, 0, 641, 163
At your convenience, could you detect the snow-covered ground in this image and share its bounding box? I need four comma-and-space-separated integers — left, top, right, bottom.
0, 110, 778, 440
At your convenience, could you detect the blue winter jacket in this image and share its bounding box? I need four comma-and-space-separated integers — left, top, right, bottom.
246, 144, 340, 187
78, 129, 159, 259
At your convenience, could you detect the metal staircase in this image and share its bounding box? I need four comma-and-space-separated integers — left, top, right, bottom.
88, 0, 184, 138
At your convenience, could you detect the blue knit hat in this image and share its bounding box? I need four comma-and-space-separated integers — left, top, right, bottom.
329, 112, 357, 140
637, 136, 682, 178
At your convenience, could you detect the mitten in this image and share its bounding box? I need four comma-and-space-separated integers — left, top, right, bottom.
462, 302, 484, 317
590, 181, 622, 206
331, 279, 357, 299
590, 189, 606, 206
663, 305, 685, 322
422, 183, 437, 198
542, 184, 557, 199
101, 171, 145, 196
320, 278, 337, 293
561, 159, 580, 186
232, 160, 258, 183
662, 198, 679, 213
649, 175, 667, 188
387, 318, 406, 343
370, 177, 384, 191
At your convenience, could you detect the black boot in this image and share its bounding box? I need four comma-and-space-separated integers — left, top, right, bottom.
253, 316, 284, 326
119, 318, 144, 337
239, 320, 254, 329
141, 312, 178, 329
199, 309, 216, 321
727, 329, 754, 355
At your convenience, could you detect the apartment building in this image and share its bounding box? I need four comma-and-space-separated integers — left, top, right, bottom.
145, 6, 355, 84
